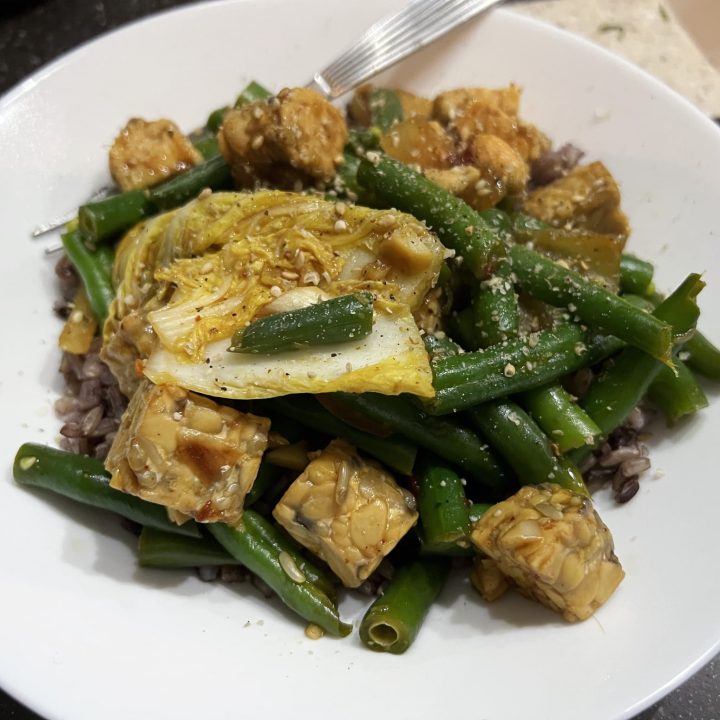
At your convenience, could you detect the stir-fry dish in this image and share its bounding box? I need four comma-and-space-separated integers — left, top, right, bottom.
13, 80, 720, 652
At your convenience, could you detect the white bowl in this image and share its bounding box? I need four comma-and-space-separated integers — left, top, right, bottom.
1, 2, 718, 719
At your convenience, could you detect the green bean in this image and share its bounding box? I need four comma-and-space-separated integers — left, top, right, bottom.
573, 273, 704, 463
418, 502, 490, 558
511, 212, 546, 235
508, 244, 672, 362
242, 511, 337, 601
468, 503, 491, 523
369, 88, 403, 131
335, 150, 364, 200
61, 229, 115, 325
471, 258, 519, 348
267, 395, 417, 475
446, 307, 481, 351
621, 294, 655, 312
423, 333, 461, 361
138, 527, 235, 568
228, 292, 374, 354
78, 190, 154, 245
684, 331, 720, 381
428, 325, 625, 415
147, 154, 232, 211
416, 464, 471, 552
327, 392, 510, 495
79, 155, 232, 243
357, 155, 505, 278
13, 443, 201, 538
245, 461, 285, 507
467, 402, 588, 495
193, 136, 221, 160
235, 81, 272, 107
628, 294, 720, 381
206, 106, 229, 133
359, 557, 450, 654
209, 517, 351, 637
204, 82, 272, 135
619, 254, 654, 296
478, 207, 513, 240
436, 260, 457, 315
520, 385, 602, 453
648, 360, 708, 425
347, 127, 382, 154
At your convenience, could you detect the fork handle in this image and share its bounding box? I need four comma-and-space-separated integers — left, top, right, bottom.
307, 0, 504, 99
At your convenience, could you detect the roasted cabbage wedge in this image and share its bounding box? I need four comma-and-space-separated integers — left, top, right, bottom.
102, 191, 443, 399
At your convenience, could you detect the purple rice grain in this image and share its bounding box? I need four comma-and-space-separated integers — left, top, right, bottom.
54, 258, 128, 461
219, 565, 249, 583
584, 404, 655, 503
197, 566, 221, 583
251, 574, 275, 598
531, 143, 585, 187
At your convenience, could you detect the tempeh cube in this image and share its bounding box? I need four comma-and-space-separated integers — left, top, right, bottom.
273, 440, 418, 587
106, 381, 269, 525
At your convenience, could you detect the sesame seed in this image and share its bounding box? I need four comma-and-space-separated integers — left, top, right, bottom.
335, 201, 347, 216
366, 151, 381, 166
251, 135, 264, 150
345, 362, 353, 372
305, 624, 324, 640
281, 270, 299, 280
70, 310, 84, 323
269, 285, 282, 297
503, 363, 516, 377
334, 219, 348, 232
278, 551, 306, 583
252, 106, 264, 119
197, 187, 212, 200
464, 225, 474, 235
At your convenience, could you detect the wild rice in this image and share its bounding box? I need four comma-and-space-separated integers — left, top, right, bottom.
54, 258, 128, 460
583, 404, 655, 504
531, 143, 585, 187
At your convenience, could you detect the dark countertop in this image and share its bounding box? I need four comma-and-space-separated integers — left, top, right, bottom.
0, 1, 718, 719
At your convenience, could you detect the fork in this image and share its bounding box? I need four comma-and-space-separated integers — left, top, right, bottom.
307, 0, 504, 99
36, 0, 504, 244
